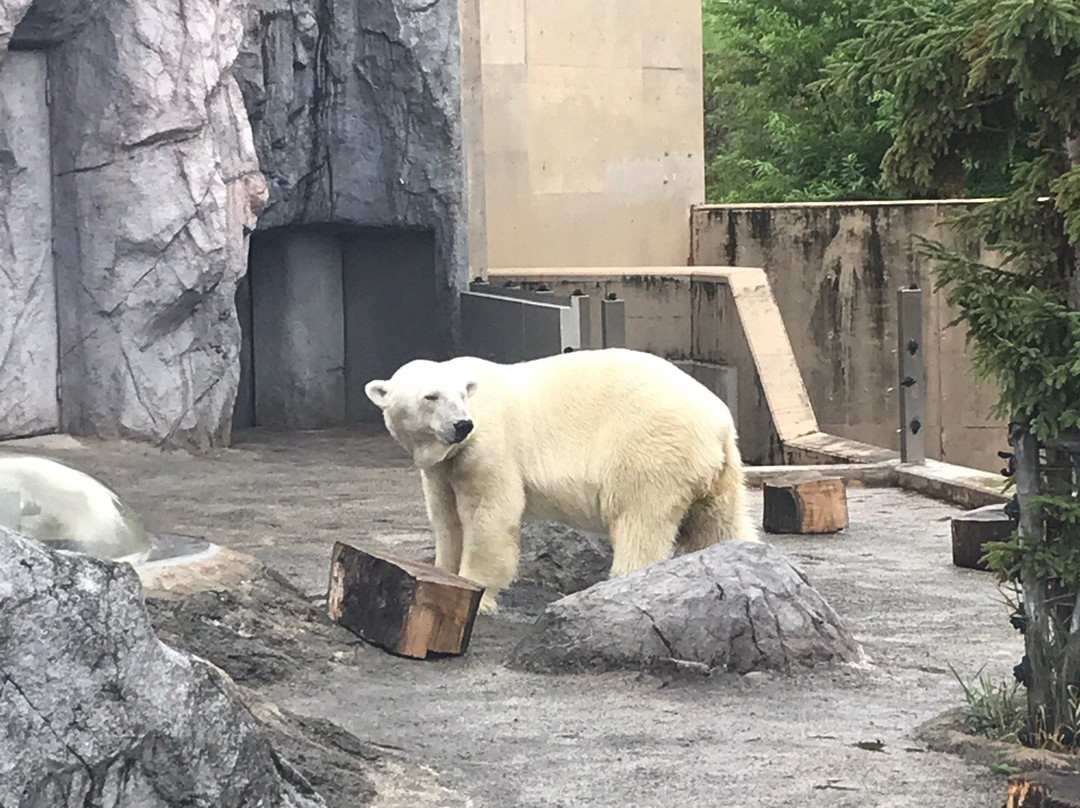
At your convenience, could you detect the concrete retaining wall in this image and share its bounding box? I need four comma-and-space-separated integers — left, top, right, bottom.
690, 201, 1007, 473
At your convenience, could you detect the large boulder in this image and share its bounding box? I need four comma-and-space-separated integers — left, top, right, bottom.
508, 541, 864, 675
0, 525, 334, 807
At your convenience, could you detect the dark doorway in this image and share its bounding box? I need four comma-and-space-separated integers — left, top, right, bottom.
234, 225, 446, 430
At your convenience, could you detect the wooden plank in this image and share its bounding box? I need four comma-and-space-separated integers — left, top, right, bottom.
950, 503, 1014, 571
327, 542, 483, 659
762, 474, 849, 534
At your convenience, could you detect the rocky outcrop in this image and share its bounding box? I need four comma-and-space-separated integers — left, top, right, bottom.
0, 0, 33, 53
0, 0, 267, 449
0, 524, 341, 807
46, 1, 266, 447
0, 45, 57, 439
1, 0, 469, 447
508, 541, 865, 675
233, 0, 468, 284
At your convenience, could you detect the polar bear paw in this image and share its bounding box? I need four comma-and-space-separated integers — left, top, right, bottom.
478, 592, 499, 615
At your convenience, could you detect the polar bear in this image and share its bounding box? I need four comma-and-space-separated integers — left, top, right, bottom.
365, 348, 756, 615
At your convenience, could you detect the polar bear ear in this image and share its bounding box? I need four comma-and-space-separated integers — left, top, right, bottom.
465, 379, 478, 398
365, 380, 391, 409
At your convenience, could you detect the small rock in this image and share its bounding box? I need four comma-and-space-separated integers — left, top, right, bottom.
516, 520, 613, 595
508, 541, 864, 675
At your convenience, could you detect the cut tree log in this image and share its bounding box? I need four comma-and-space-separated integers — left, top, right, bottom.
1007, 771, 1080, 808
950, 503, 1014, 571
327, 542, 483, 659
762, 474, 848, 534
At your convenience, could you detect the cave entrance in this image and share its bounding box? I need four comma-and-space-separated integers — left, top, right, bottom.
0, 49, 58, 439
234, 225, 446, 431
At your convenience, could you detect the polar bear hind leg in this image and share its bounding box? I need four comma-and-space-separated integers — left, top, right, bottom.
677, 430, 758, 551
607, 492, 690, 578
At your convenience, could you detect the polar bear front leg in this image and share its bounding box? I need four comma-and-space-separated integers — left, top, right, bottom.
454, 481, 525, 616
421, 469, 464, 574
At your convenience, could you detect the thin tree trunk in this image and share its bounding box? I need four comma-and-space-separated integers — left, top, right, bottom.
1069, 134, 1080, 311
1014, 423, 1055, 735
1014, 133, 1080, 741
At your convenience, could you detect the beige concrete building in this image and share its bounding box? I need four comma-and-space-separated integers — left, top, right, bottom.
469, 0, 706, 271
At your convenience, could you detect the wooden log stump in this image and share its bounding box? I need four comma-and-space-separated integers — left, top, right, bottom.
327, 542, 483, 659
950, 503, 1014, 571
1007, 772, 1080, 808
762, 474, 848, 534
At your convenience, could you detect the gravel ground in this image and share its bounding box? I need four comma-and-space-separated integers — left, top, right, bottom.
1, 427, 1026, 807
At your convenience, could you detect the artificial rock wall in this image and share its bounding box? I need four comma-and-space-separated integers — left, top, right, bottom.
1, 0, 267, 448
0, 0, 470, 447
235, 0, 468, 274
232, 0, 469, 429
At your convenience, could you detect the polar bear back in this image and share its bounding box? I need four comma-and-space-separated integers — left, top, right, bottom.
447, 348, 737, 531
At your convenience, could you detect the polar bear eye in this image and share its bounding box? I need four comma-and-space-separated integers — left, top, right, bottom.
424, 392, 440, 402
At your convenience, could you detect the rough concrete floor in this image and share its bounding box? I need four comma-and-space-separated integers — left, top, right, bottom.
2, 428, 1025, 807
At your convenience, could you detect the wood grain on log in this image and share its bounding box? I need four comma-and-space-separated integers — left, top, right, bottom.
327, 542, 483, 659
762, 474, 848, 534
950, 503, 1013, 570
1007, 771, 1080, 808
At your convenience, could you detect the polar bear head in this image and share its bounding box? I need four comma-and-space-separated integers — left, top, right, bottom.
365, 360, 478, 469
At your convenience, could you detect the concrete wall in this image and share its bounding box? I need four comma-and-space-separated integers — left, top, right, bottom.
488, 273, 691, 357
690, 202, 1007, 472
475, 0, 705, 270
342, 228, 443, 422
248, 231, 347, 429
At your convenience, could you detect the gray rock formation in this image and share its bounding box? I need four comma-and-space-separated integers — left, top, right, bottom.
1, 0, 471, 446
517, 521, 614, 595
229, 0, 470, 429
233, 0, 468, 281
0, 0, 33, 53
0, 524, 329, 807
508, 541, 864, 675
1, 0, 267, 448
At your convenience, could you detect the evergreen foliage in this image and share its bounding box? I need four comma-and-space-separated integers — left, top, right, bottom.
828, 0, 1080, 742
702, 0, 893, 202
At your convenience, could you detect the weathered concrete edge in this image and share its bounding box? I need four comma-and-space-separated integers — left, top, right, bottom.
894, 460, 1010, 509
783, 430, 899, 465
776, 432, 1009, 509
744, 463, 899, 488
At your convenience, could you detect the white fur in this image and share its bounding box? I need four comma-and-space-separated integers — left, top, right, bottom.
0, 455, 151, 562
366, 348, 757, 615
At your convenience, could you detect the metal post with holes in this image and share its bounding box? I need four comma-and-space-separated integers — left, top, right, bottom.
601, 294, 626, 348
897, 287, 926, 464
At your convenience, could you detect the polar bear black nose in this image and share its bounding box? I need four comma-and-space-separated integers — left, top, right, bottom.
453, 419, 474, 443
